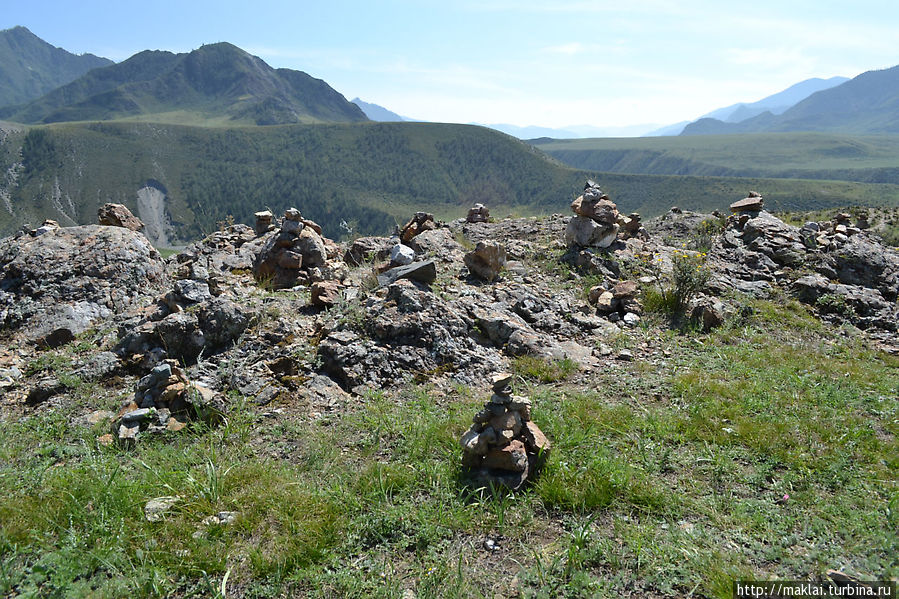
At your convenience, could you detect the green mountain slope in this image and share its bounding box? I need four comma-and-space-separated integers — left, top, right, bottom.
532, 132, 899, 184
2, 122, 897, 245
0, 122, 585, 242
681, 65, 899, 135
0, 26, 113, 108
0, 42, 367, 126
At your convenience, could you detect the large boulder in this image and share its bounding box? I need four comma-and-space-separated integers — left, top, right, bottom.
117, 297, 252, 363
0, 225, 167, 346
828, 236, 899, 301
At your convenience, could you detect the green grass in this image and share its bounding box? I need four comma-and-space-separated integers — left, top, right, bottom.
0, 297, 896, 597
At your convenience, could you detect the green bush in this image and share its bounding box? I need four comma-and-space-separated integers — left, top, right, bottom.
642, 249, 710, 317
691, 217, 726, 252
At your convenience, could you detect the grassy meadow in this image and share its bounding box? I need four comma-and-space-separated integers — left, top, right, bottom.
1, 286, 895, 598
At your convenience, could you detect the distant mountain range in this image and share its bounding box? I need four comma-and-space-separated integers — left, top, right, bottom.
0, 26, 112, 107
681, 66, 899, 135
349, 99, 662, 138
351, 98, 407, 122
0, 40, 367, 126
485, 123, 662, 139
646, 76, 850, 136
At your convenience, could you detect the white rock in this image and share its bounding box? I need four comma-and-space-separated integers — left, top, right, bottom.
390, 243, 415, 265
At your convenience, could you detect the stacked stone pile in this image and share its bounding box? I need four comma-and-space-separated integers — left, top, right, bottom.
399, 212, 437, 243
460, 373, 550, 490
729, 191, 764, 213
253, 208, 340, 289
798, 212, 865, 250
588, 280, 642, 324
109, 360, 221, 445
466, 203, 490, 223
565, 180, 646, 248
254, 210, 274, 235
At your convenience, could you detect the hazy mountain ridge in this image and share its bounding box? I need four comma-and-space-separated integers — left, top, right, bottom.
703, 77, 849, 122
0, 42, 367, 126
681, 66, 899, 135
0, 26, 113, 108
351, 98, 408, 122
647, 76, 850, 136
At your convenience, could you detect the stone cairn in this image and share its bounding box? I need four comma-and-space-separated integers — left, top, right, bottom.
466, 203, 490, 223
460, 373, 550, 490
254, 210, 274, 235
565, 180, 645, 248
588, 279, 642, 324
107, 360, 220, 445
800, 211, 865, 250
399, 212, 437, 243
729, 190, 764, 214
252, 208, 330, 289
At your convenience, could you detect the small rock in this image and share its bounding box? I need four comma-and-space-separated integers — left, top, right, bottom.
464, 240, 507, 281
377, 260, 437, 286
389, 244, 415, 266
144, 496, 181, 522
616, 349, 634, 361
122, 408, 155, 424
201, 511, 238, 526
622, 312, 640, 327
491, 372, 514, 392
97, 203, 145, 231
311, 280, 341, 308
729, 194, 764, 213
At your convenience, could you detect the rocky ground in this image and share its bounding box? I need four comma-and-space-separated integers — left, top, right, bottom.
0, 193, 896, 597
1, 194, 897, 442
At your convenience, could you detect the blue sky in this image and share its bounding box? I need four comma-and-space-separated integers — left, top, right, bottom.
3, 0, 898, 129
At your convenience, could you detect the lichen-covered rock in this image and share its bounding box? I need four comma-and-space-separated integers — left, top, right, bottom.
0, 225, 167, 346
117, 297, 252, 363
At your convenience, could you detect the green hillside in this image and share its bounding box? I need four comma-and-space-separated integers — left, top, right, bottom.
0, 26, 112, 108
0, 43, 367, 127
3, 122, 899, 245
0, 121, 586, 241
533, 132, 899, 183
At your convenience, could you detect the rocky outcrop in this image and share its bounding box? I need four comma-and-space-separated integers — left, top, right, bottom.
706, 205, 899, 338
319, 280, 505, 393
0, 225, 167, 347
117, 297, 254, 364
